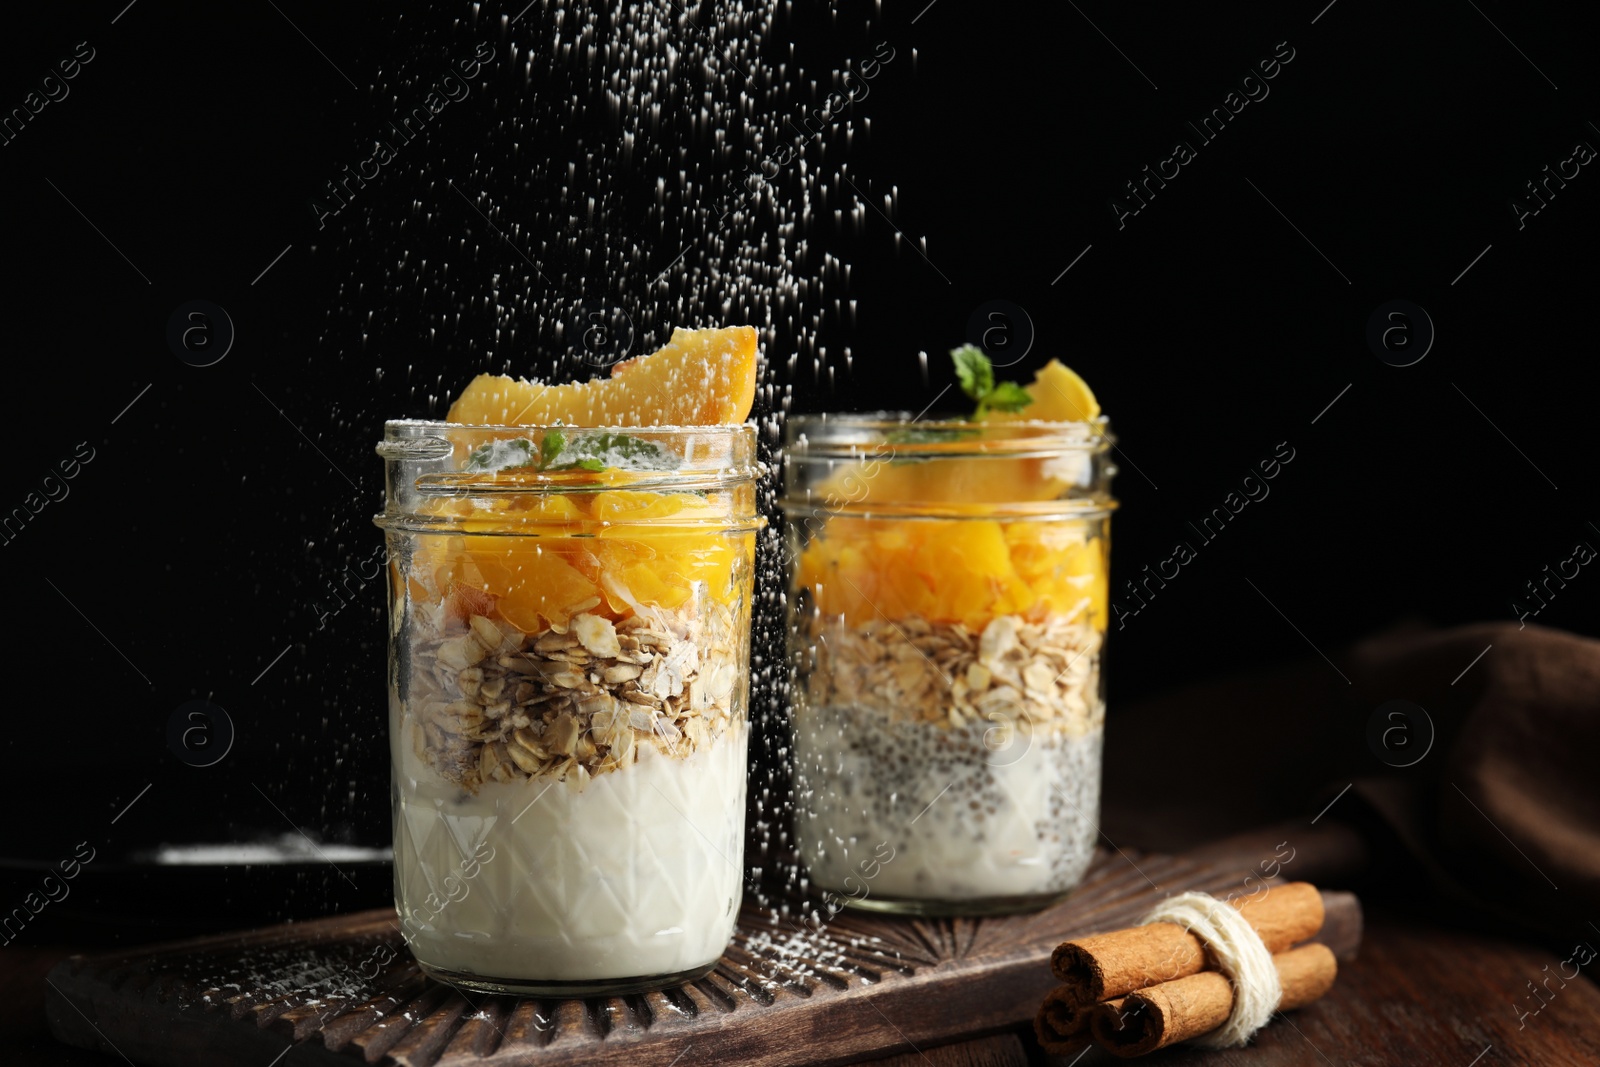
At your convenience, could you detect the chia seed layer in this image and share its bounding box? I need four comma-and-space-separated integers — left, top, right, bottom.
792, 609, 1104, 905
793, 702, 1102, 903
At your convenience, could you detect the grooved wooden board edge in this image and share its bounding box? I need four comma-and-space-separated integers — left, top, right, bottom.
45, 850, 1242, 1067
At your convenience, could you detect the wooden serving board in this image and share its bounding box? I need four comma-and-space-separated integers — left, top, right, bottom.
44, 851, 1243, 1067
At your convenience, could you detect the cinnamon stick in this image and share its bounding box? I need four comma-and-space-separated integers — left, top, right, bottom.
1050, 882, 1324, 1002
1035, 986, 1123, 1055
1089, 943, 1337, 1057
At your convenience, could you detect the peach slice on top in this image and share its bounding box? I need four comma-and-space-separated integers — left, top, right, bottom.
447, 326, 758, 426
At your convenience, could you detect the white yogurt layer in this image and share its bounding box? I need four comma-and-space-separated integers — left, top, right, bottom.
393, 700, 747, 983
794, 710, 1101, 902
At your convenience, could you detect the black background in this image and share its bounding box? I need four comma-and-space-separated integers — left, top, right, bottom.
3, 0, 1596, 940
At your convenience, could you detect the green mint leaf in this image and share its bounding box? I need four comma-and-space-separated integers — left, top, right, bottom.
883, 424, 981, 463
545, 455, 609, 472
883, 426, 979, 446
466, 437, 536, 472
979, 380, 1033, 414
539, 428, 567, 468
554, 432, 681, 472
950, 344, 993, 403
466, 430, 678, 475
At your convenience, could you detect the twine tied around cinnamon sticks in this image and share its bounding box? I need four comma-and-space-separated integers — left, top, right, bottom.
1137, 891, 1282, 1047
1036, 882, 1357, 1058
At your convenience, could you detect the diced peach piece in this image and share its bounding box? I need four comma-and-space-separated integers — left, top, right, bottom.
591, 490, 690, 523
483, 548, 601, 632
798, 515, 1108, 631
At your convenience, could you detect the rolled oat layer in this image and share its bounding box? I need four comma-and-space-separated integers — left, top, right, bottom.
406, 598, 740, 792
808, 612, 1103, 737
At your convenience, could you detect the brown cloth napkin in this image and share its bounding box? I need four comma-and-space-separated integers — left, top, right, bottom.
1103, 621, 1600, 939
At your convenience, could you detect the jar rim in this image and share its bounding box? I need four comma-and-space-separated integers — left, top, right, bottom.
382, 417, 758, 433
374, 420, 761, 532
787, 410, 1108, 427
776, 499, 1117, 520
378, 418, 756, 456
784, 411, 1113, 459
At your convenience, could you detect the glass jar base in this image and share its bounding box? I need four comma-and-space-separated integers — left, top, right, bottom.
839, 887, 1074, 918
417, 960, 720, 998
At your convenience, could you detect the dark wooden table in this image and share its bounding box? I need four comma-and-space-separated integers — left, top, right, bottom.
10, 908, 1600, 1066
1066, 912, 1600, 1066
872, 909, 1600, 1067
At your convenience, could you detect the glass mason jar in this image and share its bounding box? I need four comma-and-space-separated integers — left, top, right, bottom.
375, 420, 759, 995
783, 414, 1116, 915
